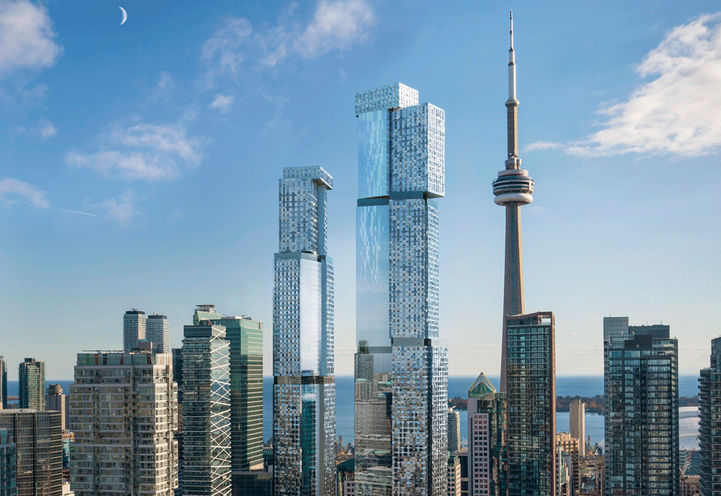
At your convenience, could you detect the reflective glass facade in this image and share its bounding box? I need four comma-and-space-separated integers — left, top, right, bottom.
0, 357, 6, 410
698, 337, 720, 496
603, 321, 679, 496
18, 358, 45, 411
181, 324, 232, 496
354, 83, 448, 496
0, 410, 62, 496
273, 167, 336, 496
505, 312, 556, 496
0, 429, 17, 496
193, 307, 265, 473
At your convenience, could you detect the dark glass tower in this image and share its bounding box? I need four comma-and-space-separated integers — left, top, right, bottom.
505, 312, 556, 496
0, 356, 7, 409
603, 321, 679, 496
193, 306, 265, 473
181, 322, 232, 496
699, 336, 721, 496
0, 410, 62, 496
18, 358, 45, 411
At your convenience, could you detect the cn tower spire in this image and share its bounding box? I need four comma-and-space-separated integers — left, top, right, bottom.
493, 11, 534, 392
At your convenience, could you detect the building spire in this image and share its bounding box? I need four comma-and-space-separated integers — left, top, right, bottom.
508, 10, 517, 102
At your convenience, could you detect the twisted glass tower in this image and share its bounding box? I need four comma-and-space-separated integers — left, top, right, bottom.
493, 12, 535, 393
273, 166, 336, 496
354, 83, 448, 496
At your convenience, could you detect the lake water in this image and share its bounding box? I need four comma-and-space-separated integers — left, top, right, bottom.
11, 375, 699, 449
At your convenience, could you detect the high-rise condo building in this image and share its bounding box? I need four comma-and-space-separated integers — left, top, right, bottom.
556, 432, 581, 496
699, 336, 721, 496
448, 407, 461, 454
467, 373, 507, 496
0, 409, 62, 496
505, 312, 556, 496
147, 313, 171, 353
193, 305, 264, 474
354, 81, 448, 496
172, 347, 185, 483
19, 358, 45, 411
603, 320, 679, 496
181, 322, 232, 496
273, 166, 336, 496
46, 384, 68, 432
69, 351, 178, 496
123, 309, 146, 353
569, 399, 586, 457
448, 455, 461, 496
0, 428, 17, 496
491, 13, 556, 496
0, 357, 6, 410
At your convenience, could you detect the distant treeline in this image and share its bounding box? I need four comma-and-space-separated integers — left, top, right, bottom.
450, 395, 699, 414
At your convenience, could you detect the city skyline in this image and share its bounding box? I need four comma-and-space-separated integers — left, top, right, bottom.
1, 1, 720, 380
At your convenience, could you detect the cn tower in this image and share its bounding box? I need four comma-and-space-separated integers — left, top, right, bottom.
494, 11, 534, 393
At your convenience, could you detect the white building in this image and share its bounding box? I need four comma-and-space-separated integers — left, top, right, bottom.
70, 351, 177, 495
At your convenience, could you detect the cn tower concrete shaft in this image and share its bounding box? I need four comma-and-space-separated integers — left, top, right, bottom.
494, 11, 534, 393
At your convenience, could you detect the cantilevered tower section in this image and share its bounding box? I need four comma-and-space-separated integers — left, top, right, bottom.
494, 11, 535, 393
273, 167, 336, 496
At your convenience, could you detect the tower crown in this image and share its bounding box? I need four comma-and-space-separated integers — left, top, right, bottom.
494, 11, 533, 205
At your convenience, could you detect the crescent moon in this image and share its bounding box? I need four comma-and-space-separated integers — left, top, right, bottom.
119, 6, 127, 25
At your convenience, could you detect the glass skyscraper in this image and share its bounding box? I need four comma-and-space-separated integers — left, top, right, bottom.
0, 410, 62, 496
273, 166, 336, 496
181, 322, 232, 496
354, 83, 448, 496
505, 312, 556, 496
18, 358, 45, 411
123, 309, 146, 353
193, 305, 265, 473
603, 320, 679, 496
0, 428, 17, 496
147, 313, 171, 353
0, 357, 7, 410
699, 336, 720, 496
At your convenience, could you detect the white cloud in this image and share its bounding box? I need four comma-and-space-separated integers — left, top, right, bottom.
100, 191, 139, 224
0, 0, 61, 77
16, 117, 56, 139
295, 0, 374, 58
210, 93, 235, 113
0, 177, 95, 216
0, 177, 48, 207
65, 123, 203, 181
201, 0, 374, 82
530, 13, 721, 157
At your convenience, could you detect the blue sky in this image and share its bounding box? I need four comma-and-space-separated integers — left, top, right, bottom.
1, 0, 719, 380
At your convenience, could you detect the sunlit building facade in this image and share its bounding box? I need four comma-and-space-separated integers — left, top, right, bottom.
354, 82, 448, 496
467, 373, 507, 496
273, 166, 336, 496
70, 352, 177, 495
147, 313, 171, 353
123, 309, 146, 353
